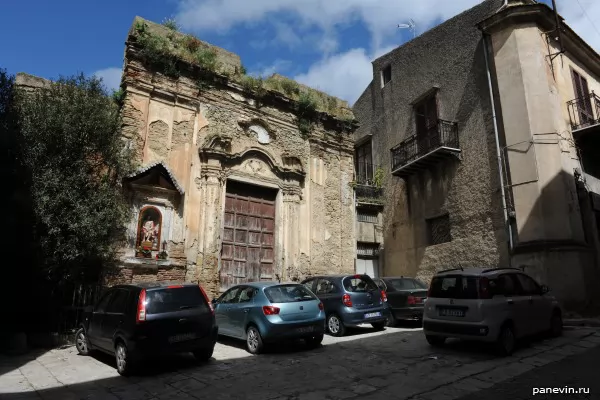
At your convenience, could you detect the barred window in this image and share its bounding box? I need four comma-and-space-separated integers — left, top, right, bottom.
357, 242, 380, 257
357, 211, 378, 223
426, 214, 451, 245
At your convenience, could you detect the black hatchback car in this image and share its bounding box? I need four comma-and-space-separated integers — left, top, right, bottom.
75, 283, 218, 375
301, 274, 388, 336
373, 277, 428, 326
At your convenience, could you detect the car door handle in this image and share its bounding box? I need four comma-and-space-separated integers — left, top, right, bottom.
244, 309, 249, 313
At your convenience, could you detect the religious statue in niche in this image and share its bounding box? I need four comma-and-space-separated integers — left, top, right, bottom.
136, 206, 162, 256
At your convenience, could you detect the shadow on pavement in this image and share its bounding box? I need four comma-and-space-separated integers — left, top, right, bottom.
1, 324, 548, 399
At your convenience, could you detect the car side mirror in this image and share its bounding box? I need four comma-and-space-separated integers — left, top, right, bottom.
541, 285, 549, 294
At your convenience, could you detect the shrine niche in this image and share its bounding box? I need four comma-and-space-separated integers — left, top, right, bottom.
136, 206, 162, 253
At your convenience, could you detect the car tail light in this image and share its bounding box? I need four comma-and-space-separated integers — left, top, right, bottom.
479, 277, 492, 299
342, 294, 352, 307
263, 306, 280, 315
136, 289, 146, 324
407, 295, 417, 305
381, 290, 387, 302
199, 285, 214, 314
318, 302, 324, 311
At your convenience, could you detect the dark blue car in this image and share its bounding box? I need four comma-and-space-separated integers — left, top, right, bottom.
301, 274, 389, 336
212, 282, 326, 354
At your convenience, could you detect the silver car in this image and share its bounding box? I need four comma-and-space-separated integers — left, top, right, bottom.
422, 267, 563, 355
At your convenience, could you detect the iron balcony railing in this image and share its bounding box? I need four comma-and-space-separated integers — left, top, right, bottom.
354, 162, 383, 202
568, 92, 600, 131
391, 119, 459, 172
355, 184, 383, 202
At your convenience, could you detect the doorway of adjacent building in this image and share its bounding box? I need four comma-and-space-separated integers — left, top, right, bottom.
356, 242, 380, 278
220, 180, 277, 292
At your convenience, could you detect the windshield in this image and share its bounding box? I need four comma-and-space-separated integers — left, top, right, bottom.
343, 276, 378, 292
428, 275, 479, 299
145, 286, 209, 314
264, 284, 317, 303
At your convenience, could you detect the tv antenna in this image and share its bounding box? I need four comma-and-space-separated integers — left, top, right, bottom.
398, 19, 416, 38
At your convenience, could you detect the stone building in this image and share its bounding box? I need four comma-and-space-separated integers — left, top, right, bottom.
353, 0, 600, 311
110, 17, 357, 297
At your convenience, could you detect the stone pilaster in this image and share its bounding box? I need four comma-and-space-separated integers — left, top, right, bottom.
281, 184, 302, 282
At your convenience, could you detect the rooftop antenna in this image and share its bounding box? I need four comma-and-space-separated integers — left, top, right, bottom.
397, 19, 416, 39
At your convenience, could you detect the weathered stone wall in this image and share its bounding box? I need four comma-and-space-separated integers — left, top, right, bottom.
111, 20, 357, 296
353, 0, 508, 283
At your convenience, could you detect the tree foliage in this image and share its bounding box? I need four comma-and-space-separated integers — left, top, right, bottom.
7, 71, 134, 285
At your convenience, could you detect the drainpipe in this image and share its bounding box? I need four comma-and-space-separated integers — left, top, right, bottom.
482, 33, 514, 259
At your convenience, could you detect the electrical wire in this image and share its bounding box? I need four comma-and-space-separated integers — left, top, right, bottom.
574, 0, 600, 41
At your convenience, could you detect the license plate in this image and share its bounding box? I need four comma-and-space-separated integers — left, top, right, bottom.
364, 312, 381, 319
168, 332, 196, 343
439, 308, 465, 317
297, 326, 314, 334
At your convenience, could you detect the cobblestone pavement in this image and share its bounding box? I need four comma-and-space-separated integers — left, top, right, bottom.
1, 325, 599, 400
453, 340, 600, 400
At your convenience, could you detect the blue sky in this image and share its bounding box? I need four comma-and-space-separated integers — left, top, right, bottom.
2, 0, 599, 105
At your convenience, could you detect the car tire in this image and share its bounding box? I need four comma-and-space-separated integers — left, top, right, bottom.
425, 335, 446, 347
115, 342, 134, 376
386, 313, 397, 327
326, 314, 346, 337
550, 310, 563, 338
193, 346, 214, 362
371, 321, 386, 331
305, 334, 324, 349
75, 328, 91, 356
495, 324, 516, 356
246, 325, 264, 355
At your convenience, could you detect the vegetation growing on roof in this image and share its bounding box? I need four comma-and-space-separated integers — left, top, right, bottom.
130, 18, 356, 129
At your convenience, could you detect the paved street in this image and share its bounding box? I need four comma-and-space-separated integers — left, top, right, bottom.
1, 325, 599, 400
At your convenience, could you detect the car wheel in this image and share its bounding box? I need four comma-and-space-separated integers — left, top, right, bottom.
246, 326, 264, 355
386, 313, 397, 327
75, 328, 90, 356
115, 342, 134, 376
305, 334, 324, 349
425, 335, 446, 347
496, 324, 516, 356
193, 346, 214, 362
550, 311, 563, 338
326, 314, 346, 337
371, 321, 386, 331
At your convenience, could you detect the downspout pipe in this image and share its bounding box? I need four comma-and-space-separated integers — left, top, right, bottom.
482, 33, 514, 261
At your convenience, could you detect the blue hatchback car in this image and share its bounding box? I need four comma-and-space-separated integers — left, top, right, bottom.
212, 282, 326, 354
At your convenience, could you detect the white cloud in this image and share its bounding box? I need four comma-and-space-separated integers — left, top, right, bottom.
294, 45, 397, 105
175, 0, 482, 51
92, 67, 122, 93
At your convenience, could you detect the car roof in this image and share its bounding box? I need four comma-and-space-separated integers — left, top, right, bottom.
235, 281, 305, 289
434, 267, 526, 277
303, 274, 369, 280
112, 282, 199, 290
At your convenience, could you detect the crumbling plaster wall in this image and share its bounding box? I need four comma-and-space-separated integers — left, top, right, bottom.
117, 56, 355, 295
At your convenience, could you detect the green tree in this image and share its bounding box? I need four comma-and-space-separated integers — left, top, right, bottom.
2, 71, 134, 331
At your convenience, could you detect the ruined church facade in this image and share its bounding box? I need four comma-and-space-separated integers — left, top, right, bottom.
109, 18, 357, 296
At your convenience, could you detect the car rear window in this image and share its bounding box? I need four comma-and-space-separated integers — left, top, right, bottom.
428, 275, 479, 299
343, 276, 378, 292
264, 284, 317, 303
387, 279, 428, 291
145, 286, 209, 314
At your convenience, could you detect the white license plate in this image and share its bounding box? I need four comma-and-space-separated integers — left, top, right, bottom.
168, 333, 196, 343
364, 312, 381, 319
297, 326, 314, 334
439, 308, 465, 317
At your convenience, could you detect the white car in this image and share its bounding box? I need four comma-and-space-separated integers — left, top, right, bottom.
422, 267, 563, 355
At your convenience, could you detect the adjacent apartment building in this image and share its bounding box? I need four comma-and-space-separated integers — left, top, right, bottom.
109, 17, 357, 297
353, 0, 600, 311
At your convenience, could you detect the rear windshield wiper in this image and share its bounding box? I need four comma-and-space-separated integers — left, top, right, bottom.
179, 305, 198, 310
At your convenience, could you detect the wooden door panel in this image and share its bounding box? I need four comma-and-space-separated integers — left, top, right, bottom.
220, 183, 277, 292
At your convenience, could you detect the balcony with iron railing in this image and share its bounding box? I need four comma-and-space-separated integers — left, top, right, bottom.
353, 162, 384, 205
390, 119, 461, 177
568, 92, 600, 134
